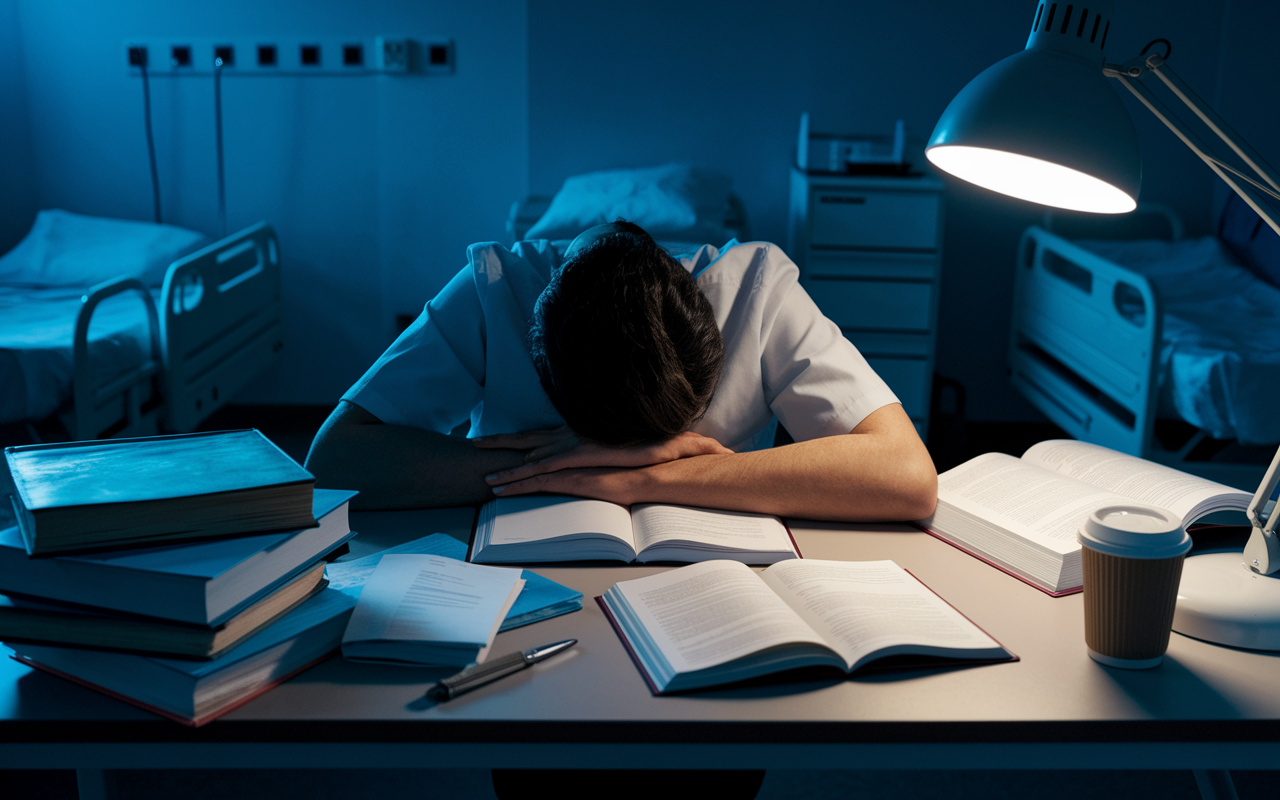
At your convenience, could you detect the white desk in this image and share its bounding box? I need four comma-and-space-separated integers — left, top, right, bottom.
1, 508, 1277, 795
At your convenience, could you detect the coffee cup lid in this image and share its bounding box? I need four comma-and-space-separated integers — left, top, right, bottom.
1077, 504, 1191, 559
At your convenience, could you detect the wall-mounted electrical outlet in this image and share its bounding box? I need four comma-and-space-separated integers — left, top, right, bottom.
423, 40, 455, 75
124, 36, 449, 76
375, 37, 409, 73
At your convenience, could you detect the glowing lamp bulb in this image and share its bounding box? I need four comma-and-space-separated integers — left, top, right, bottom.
926, 145, 1137, 214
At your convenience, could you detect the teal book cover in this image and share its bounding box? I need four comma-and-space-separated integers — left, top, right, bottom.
5, 429, 312, 510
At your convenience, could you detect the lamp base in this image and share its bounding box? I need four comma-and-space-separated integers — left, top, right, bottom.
1173, 552, 1280, 651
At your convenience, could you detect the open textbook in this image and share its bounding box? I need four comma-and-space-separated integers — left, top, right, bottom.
918, 440, 1252, 595
471, 495, 799, 565
599, 559, 1014, 694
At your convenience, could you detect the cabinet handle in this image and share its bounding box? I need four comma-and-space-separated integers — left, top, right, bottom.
818, 195, 867, 205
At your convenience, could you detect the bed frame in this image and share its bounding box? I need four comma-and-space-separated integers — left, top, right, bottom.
1009, 210, 1266, 490
70, 222, 283, 440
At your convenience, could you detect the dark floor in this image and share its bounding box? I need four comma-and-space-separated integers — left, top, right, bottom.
3, 767, 1279, 800
2, 405, 1277, 798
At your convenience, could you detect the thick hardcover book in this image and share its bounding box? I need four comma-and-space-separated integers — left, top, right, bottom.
0, 489, 356, 625
599, 559, 1014, 695
471, 495, 800, 566
917, 440, 1251, 595
5, 429, 317, 556
0, 563, 328, 659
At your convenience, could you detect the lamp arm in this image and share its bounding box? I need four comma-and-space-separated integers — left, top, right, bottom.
1101, 52, 1280, 575
1104, 54, 1280, 241
1244, 446, 1280, 575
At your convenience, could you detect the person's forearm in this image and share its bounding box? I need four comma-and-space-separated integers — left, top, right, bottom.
305, 405, 527, 510
628, 431, 936, 522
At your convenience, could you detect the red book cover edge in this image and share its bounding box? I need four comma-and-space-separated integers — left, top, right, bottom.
911, 522, 1082, 597
11, 649, 338, 727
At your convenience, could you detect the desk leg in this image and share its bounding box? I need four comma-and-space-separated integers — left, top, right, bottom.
1193, 770, 1239, 800
75, 768, 117, 800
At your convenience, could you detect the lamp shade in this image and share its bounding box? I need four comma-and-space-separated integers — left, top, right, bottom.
926, 1, 1141, 213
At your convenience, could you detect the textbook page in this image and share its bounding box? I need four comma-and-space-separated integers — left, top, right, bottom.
938, 453, 1130, 553
761, 559, 1004, 671
610, 560, 829, 675
484, 496, 635, 547
342, 554, 523, 664
630, 504, 795, 558
1021, 440, 1251, 523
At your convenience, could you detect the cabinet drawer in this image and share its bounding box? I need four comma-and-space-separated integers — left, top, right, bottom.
865, 356, 930, 419
807, 250, 938, 280
810, 190, 940, 249
805, 279, 932, 331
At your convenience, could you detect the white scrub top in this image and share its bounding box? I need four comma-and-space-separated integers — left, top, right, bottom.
342, 240, 900, 453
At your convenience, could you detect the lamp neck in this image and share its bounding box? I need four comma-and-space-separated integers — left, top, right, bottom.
1024, 0, 1114, 65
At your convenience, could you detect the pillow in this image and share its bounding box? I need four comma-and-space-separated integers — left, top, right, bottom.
1219, 192, 1280, 290
0, 209, 209, 288
525, 164, 733, 244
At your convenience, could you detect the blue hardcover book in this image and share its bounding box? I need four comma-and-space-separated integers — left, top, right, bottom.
0, 489, 357, 626
5, 429, 317, 556
7, 533, 582, 726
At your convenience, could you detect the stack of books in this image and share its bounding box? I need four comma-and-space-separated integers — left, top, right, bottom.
1, 430, 358, 725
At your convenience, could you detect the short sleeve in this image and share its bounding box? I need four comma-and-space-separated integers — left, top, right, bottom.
342, 266, 485, 433
759, 264, 900, 441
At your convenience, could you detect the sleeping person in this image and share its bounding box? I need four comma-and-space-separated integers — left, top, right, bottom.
306, 221, 935, 521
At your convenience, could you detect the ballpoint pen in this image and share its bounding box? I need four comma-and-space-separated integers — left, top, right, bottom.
426, 638, 577, 701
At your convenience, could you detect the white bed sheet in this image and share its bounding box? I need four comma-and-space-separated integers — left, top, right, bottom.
1077, 237, 1280, 444
0, 286, 158, 426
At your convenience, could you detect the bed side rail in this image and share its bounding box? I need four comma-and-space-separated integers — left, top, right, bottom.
1008, 227, 1162, 456
160, 222, 283, 432
71, 278, 164, 440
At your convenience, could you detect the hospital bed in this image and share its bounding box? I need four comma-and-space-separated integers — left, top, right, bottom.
1008, 197, 1280, 489
0, 213, 283, 441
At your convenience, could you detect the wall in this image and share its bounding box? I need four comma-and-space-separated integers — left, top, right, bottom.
10, 0, 528, 405
0, 0, 38, 254
527, 0, 1243, 422
1210, 0, 1280, 222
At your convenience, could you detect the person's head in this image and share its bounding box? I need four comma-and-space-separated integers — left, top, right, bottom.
530, 221, 724, 446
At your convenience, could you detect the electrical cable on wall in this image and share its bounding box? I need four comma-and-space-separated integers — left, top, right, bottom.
139, 60, 162, 224
214, 56, 227, 239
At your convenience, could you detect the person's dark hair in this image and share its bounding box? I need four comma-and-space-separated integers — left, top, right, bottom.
530, 222, 724, 446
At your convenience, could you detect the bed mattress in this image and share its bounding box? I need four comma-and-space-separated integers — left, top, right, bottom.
0, 286, 159, 426
1077, 237, 1280, 445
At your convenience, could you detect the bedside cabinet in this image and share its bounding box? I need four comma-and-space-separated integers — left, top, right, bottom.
787, 168, 945, 441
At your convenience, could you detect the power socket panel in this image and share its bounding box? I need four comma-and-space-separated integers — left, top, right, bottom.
123, 36, 448, 76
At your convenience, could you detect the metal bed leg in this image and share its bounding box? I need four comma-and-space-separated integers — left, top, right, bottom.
76, 768, 117, 800
1193, 770, 1239, 800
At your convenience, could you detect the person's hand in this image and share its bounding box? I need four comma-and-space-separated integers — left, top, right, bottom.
473, 426, 731, 499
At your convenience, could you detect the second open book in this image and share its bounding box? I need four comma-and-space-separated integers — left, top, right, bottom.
920, 440, 1252, 595
600, 559, 1014, 694
471, 496, 800, 565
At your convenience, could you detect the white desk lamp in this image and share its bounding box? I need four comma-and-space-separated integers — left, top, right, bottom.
925, 0, 1280, 650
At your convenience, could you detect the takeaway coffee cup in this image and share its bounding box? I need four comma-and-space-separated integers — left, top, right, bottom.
1078, 505, 1192, 669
